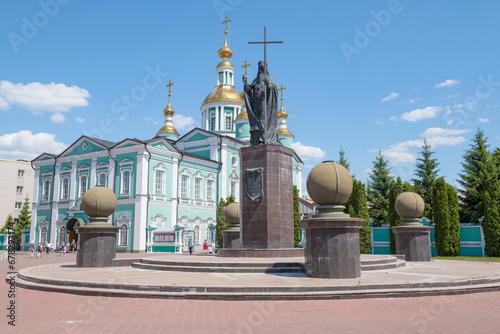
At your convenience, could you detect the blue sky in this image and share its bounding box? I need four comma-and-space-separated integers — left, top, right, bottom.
1, 0, 499, 190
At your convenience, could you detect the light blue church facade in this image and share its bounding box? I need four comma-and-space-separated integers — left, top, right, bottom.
29, 22, 303, 253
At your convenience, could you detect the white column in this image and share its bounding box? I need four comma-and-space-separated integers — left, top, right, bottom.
69, 162, 77, 207
133, 153, 148, 252
220, 141, 227, 199
171, 158, 179, 227
50, 164, 61, 243
107, 157, 116, 225
29, 167, 40, 243
90, 158, 97, 188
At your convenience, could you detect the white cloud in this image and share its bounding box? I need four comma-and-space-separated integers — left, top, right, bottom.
145, 117, 153, 121
409, 97, 421, 104
447, 94, 459, 99
381, 92, 400, 102
172, 114, 196, 130
75, 117, 85, 123
420, 127, 469, 138
435, 79, 460, 88
401, 106, 442, 122
447, 120, 454, 126
486, 104, 498, 108
389, 115, 398, 122
479, 118, 490, 123
292, 141, 326, 161
50, 112, 66, 123
0, 80, 90, 112
0, 97, 9, 110
0, 130, 66, 160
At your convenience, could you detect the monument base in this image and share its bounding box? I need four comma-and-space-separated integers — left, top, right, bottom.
301, 218, 363, 279
222, 229, 240, 249
392, 226, 431, 261
218, 248, 304, 258
75, 225, 120, 267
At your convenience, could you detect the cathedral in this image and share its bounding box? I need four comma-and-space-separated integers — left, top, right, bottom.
29, 19, 303, 253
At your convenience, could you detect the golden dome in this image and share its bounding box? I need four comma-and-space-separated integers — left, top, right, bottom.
218, 34, 233, 59
277, 105, 288, 118
157, 125, 179, 136
217, 60, 234, 69
201, 85, 243, 107
278, 127, 293, 136
235, 110, 248, 121
163, 101, 174, 116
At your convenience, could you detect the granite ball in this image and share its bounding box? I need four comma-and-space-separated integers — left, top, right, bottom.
395, 191, 425, 218
306, 161, 353, 205
224, 202, 240, 224
82, 186, 117, 217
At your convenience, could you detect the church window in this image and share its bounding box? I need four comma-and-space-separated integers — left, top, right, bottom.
40, 226, 47, 245
98, 173, 107, 186
210, 115, 216, 131
207, 180, 214, 202
181, 175, 189, 198
225, 116, 232, 131
119, 225, 128, 246
194, 226, 200, 244
42, 180, 50, 201
230, 181, 237, 197
80, 175, 88, 197
219, 72, 223, 85
194, 178, 202, 200
61, 177, 69, 200
229, 72, 233, 85
155, 171, 164, 195
59, 226, 66, 245
121, 170, 130, 195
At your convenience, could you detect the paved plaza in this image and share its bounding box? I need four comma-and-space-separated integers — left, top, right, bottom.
2, 251, 500, 333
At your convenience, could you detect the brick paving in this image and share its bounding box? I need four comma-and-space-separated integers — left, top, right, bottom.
2, 252, 500, 333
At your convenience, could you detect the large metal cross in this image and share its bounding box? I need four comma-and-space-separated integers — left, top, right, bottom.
248, 26, 282, 74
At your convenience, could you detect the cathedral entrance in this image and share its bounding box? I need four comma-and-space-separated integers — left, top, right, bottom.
182, 230, 194, 253
66, 218, 86, 251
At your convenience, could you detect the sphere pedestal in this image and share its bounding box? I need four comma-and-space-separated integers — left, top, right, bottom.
75, 225, 120, 267
301, 218, 363, 279
222, 229, 240, 249
392, 226, 431, 261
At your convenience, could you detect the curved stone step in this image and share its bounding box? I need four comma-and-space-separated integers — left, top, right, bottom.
132, 262, 305, 273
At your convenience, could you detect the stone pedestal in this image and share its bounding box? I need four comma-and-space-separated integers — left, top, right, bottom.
222, 229, 240, 249
240, 144, 294, 249
392, 226, 431, 261
75, 225, 120, 267
301, 218, 363, 279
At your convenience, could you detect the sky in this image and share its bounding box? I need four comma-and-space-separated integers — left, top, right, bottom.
1, 0, 499, 192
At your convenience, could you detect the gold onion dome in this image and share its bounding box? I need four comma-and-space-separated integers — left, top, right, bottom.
278, 121, 293, 136
217, 60, 234, 69
157, 125, 179, 135
218, 33, 233, 59
163, 101, 174, 116
278, 105, 288, 118
235, 110, 248, 120
201, 85, 242, 107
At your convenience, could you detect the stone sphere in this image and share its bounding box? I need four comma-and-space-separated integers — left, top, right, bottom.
306, 161, 353, 205
82, 186, 117, 217
395, 191, 425, 218
224, 202, 240, 224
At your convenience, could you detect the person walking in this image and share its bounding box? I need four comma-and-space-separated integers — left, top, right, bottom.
211, 240, 216, 255
188, 238, 193, 255
28, 240, 35, 258
45, 243, 50, 255
203, 239, 207, 252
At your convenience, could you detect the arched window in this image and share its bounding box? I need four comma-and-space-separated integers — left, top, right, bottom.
61, 177, 69, 200
59, 226, 66, 245
80, 175, 88, 197
98, 173, 107, 186
119, 225, 128, 246
122, 170, 130, 194
155, 171, 164, 195
194, 226, 200, 245
42, 180, 50, 201
40, 226, 47, 245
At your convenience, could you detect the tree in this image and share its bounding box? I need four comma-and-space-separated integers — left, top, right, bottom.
482, 152, 500, 257
345, 180, 371, 254
368, 150, 393, 226
293, 185, 301, 247
388, 178, 403, 254
432, 177, 460, 256
457, 128, 490, 223
412, 139, 440, 219
1, 214, 15, 233
338, 146, 351, 172
14, 196, 32, 249
215, 194, 235, 248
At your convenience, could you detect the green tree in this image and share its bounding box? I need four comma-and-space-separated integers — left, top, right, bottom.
412, 139, 440, 219
368, 150, 393, 226
345, 180, 371, 254
293, 185, 301, 247
14, 197, 32, 249
482, 152, 500, 257
338, 146, 351, 172
432, 177, 460, 256
388, 178, 403, 254
457, 128, 490, 223
215, 194, 235, 248
1, 214, 15, 233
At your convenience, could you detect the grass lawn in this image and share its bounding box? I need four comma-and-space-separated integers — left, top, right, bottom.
433, 256, 500, 261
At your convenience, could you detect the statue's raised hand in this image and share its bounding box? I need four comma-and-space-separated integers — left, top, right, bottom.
242, 75, 247, 85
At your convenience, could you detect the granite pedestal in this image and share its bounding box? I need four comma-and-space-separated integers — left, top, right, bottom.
219, 144, 301, 258
392, 226, 431, 261
301, 218, 363, 279
75, 225, 120, 267
222, 230, 240, 249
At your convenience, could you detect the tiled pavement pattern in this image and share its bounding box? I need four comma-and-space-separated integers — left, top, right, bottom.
2, 251, 500, 333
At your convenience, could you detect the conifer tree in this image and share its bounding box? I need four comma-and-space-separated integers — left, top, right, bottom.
345, 180, 371, 253
1, 214, 15, 233
412, 139, 440, 219
432, 177, 460, 256
457, 128, 490, 223
338, 146, 351, 172
14, 197, 32, 249
215, 194, 235, 248
482, 152, 500, 257
293, 185, 301, 247
446, 184, 461, 256
368, 150, 393, 226
388, 178, 403, 254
